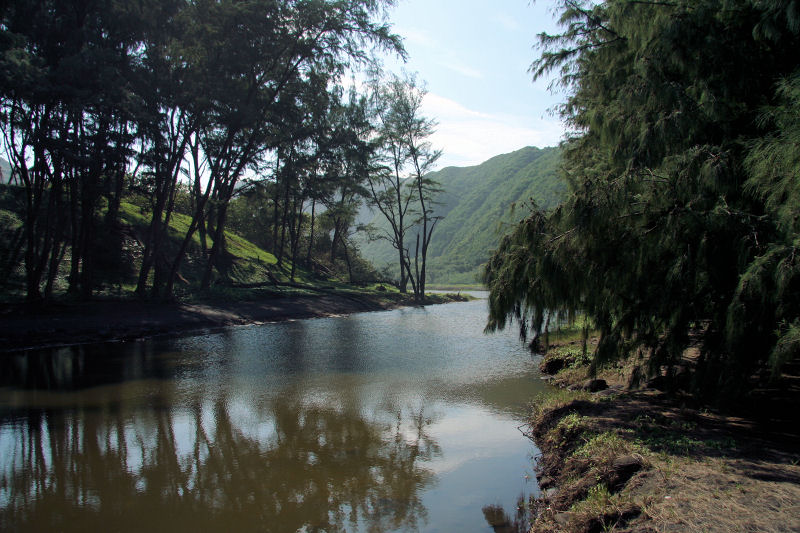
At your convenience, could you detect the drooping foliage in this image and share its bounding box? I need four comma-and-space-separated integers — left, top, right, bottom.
485, 0, 800, 400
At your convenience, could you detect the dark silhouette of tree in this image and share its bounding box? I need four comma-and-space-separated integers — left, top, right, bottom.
484, 0, 800, 401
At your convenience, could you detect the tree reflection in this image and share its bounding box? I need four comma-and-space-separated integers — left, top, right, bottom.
481, 497, 531, 533
0, 385, 439, 532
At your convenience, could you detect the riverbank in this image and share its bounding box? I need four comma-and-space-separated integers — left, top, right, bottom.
527, 340, 800, 532
0, 289, 467, 352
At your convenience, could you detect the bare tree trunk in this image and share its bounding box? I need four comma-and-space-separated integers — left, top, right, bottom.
342, 238, 353, 282
272, 181, 280, 255
277, 175, 291, 268
306, 198, 316, 266
201, 199, 230, 289
289, 196, 304, 282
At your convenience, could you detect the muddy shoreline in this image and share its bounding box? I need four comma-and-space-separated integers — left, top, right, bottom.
0, 292, 417, 353
527, 341, 800, 532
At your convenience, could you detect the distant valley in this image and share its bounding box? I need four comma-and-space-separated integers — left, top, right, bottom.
357, 145, 564, 285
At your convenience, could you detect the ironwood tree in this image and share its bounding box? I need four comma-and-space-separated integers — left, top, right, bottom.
484, 0, 800, 401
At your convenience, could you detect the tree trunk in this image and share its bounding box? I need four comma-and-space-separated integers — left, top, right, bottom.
201, 200, 230, 289
306, 198, 316, 266
277, 175, 291, 267
342, 238, 353, 283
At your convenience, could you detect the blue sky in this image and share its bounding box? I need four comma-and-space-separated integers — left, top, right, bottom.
382, 0, 566, 168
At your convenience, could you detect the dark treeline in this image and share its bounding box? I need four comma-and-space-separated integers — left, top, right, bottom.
0, 0, 442, 303
484, 0, 800, 402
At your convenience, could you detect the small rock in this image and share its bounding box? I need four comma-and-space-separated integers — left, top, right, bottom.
613, 454, 643, 470
608, 455, 644, 491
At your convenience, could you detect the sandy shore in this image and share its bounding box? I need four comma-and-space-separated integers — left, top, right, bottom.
0, 293, 397, 352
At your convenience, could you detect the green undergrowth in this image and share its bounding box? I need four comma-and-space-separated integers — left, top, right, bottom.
1, 194, 398, 303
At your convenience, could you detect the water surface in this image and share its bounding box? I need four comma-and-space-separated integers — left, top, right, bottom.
0, 294, 548, 532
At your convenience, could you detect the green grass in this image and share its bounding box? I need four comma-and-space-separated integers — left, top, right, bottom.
120, 202, 277, 265
4, 193, 456, 303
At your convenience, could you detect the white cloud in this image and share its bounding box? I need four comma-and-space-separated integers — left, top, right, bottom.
397, 27, 438, 49
422, 93, 565, 168
438, 60, 484, 79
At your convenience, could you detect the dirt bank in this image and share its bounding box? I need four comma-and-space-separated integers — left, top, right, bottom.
0, 291, 458, 352
527, 341, 800, 532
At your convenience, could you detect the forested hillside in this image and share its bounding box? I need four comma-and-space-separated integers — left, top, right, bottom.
359, 146, 563, 285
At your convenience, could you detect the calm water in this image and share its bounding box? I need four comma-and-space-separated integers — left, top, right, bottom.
0, 294, 548, 532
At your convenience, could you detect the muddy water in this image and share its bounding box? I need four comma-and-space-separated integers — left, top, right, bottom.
0, 294, 548, 532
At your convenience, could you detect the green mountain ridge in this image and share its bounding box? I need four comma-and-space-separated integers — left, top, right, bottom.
358, 146, 564, 285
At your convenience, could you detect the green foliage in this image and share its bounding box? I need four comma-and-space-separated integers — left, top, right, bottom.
360, 146, 564, 285
0, 0, 403, 301
486, 0, 800, 402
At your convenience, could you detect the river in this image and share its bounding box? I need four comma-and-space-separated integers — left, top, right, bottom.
0, 293, 549, 532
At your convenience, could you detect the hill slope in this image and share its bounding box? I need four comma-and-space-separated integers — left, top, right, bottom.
359, 146, 564, 285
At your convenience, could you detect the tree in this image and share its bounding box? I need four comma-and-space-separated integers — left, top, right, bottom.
320, 85, 375, 282
485, 0, 800, 401
130, 0, 197, 298
367, 73, 442, 300
0, 0, 141, 300
402, 80, 442, 299
163, 0, 402, 295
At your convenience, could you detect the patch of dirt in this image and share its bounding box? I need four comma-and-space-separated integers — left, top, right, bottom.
527, 388, 800, 532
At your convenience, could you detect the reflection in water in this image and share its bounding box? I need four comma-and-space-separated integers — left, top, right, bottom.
0, 384, 438, 532
0, 297, 547, 532
482, 499, 531, 533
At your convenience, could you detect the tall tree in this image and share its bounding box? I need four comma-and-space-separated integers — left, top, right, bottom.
162, 0, 402, 295
0, 0, 141, 300
367, 73, 441, 299
138, 0, 404, 297
402, 80, 442, 300
485, 0, 800, 400
130, 0, 196, 298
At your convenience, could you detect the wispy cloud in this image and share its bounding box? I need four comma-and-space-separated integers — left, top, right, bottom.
494, 13, 521, 32
397, 27, 438, 48
438, 61, 484, 79
422, 93, 564, 168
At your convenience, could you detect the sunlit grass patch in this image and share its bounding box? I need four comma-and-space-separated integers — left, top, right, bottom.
529, 389, 595, 420
573, 431, 645, 460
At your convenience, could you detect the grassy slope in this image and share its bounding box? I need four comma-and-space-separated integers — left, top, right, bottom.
358, 146, 564, 285
120, 202, 453, 304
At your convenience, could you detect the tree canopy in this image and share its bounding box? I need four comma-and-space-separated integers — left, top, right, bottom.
484, 0, 800, 401
0, 0, 404, 301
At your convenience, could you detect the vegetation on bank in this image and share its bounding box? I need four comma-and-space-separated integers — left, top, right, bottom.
524, 340, 800, 533
0, 0, 453, 306
485, 0, 800, 404
1, 181, 467, 307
